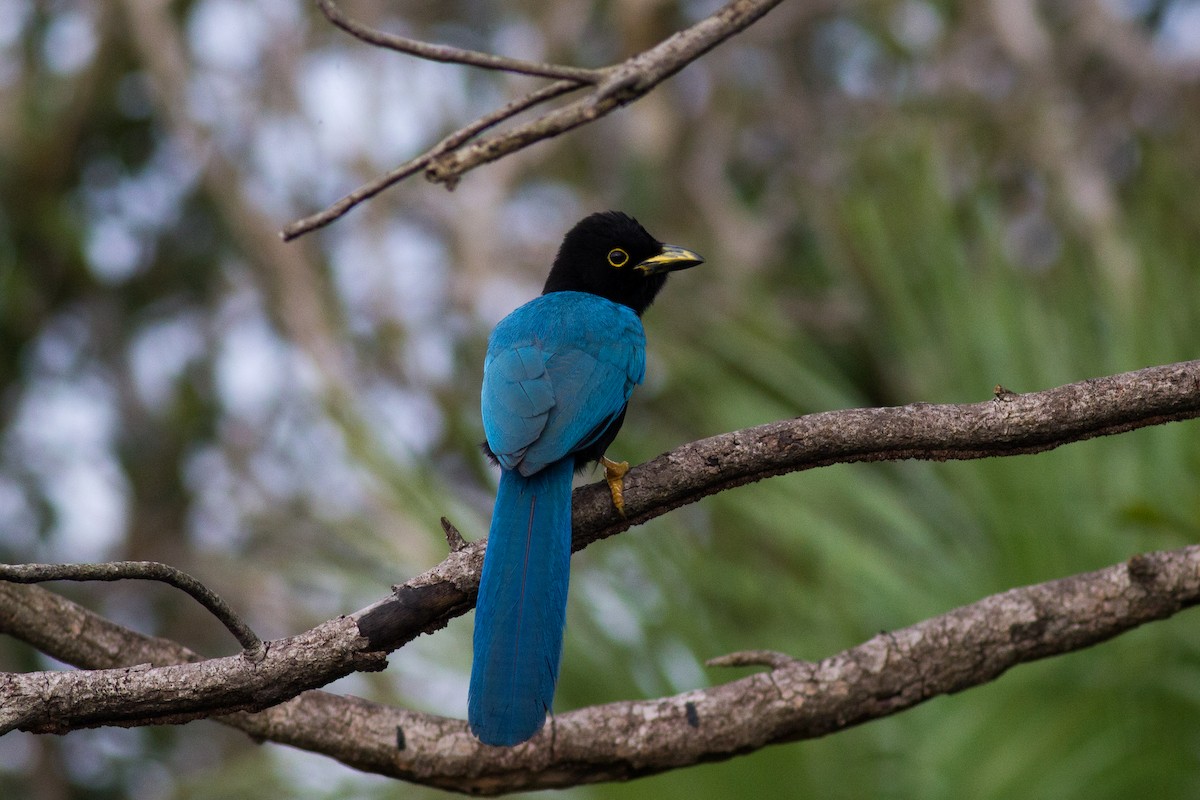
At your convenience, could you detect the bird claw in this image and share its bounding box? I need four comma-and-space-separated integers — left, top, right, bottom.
600, 456, 629, 516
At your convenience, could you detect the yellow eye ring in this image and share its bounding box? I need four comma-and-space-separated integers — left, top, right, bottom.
607, 248, 629, 267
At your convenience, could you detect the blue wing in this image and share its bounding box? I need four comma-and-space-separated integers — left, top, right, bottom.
481, 291, 645, 476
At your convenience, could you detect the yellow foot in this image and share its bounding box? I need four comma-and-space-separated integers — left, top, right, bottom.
600, 456, 629, 516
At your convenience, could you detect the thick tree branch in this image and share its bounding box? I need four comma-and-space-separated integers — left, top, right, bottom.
355, 358, 1200, 651
4, 547, 1198, 794
0, 604, 385, 734
1, 360, 1197, 790
280, 0, 786, 239
574, 358, 1200, 540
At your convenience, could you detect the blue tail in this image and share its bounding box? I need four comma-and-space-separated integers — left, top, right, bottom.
469, 458, 574, 746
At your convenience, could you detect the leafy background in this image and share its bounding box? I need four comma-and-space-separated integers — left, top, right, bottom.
2, 0, 1200, 797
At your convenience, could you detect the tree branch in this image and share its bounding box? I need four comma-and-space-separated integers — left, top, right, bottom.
1, 360, 1198, 790
280, 0, 786, 240
347, 359, 1200, 655
4, 547, 1198, 793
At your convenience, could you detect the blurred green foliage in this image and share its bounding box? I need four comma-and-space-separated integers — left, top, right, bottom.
1, 0, 1199, 798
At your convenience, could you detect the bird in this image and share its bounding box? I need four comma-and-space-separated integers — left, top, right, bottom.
468, 211, 703, 746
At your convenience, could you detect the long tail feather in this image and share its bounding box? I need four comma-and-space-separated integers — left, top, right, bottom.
469, 458, 574, 746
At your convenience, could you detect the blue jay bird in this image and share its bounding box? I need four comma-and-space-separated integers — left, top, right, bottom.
469, 211, 703, 746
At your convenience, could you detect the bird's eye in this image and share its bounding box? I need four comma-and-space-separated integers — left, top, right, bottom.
607, 248, 629, 268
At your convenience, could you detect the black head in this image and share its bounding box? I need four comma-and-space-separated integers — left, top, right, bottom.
542, 211, 703, 316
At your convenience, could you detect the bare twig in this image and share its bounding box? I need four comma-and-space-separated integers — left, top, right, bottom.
281, 79, 581, 239
706, 650, 796, 669
281, 0, 786, 240
318, 0, 602, 83
0, 561, 262, 655
440, 517, 468, 553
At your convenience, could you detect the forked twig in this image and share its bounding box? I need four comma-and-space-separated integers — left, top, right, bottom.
281, 0, 785, 240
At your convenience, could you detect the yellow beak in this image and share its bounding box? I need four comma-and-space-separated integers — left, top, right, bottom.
635, 244, 705, 274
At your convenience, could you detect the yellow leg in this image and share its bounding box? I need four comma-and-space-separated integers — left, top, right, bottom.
600, 456, 629, 516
